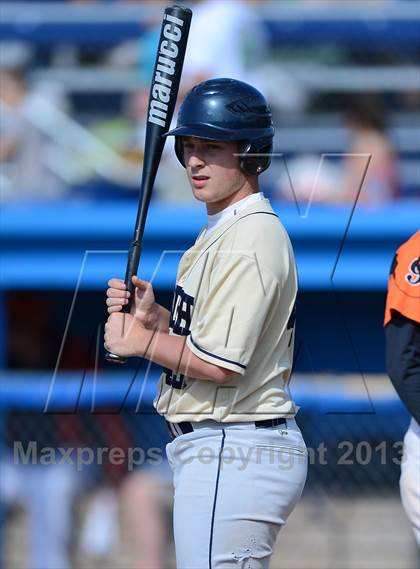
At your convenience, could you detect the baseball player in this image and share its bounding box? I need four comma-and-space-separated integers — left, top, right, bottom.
384, 231, 420, 546
105, 78, 307, 568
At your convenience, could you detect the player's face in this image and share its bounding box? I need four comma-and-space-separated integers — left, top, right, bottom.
182, 137, 252, 214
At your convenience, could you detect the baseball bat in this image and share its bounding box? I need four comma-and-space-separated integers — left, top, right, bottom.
106, 4, 192, 364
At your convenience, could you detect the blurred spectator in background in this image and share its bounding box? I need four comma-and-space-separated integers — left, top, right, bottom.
76, 411, 173, 568
0, 59, 69, 201
0, 40, 140, 202
182, 0, 307, 114
2, 295, 82, 569
182, 0, 269, 92
275, 154, 344, 205
1, 448, 81, 569
120, 463, 173, 569
275, 95, 399, 205
343, 95, 399, 205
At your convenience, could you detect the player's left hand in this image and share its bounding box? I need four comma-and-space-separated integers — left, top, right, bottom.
104, 312, 154, 358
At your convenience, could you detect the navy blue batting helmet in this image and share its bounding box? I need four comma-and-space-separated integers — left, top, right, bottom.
166, 78, 274, 175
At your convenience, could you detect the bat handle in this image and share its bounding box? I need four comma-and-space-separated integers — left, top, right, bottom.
105, 351, 127, 364
105, 301, 131, 364
105, 241, 142, 365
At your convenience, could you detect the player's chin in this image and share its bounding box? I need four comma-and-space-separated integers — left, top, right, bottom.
189, 182, 211, 201
192, 190, 220, 206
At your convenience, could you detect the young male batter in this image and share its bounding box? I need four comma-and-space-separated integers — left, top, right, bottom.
105, 78, 307, 568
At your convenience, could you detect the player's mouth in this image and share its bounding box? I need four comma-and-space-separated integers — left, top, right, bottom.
191, 175, 210, 189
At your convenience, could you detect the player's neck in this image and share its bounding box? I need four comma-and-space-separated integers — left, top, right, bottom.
206, 178, 259, 215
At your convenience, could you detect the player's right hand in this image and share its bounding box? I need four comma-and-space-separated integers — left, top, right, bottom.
106, 276, 159, 329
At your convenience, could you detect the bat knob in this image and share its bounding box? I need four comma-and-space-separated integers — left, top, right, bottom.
105, 351, 127, 365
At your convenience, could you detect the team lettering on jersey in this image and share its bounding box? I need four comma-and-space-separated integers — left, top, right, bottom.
405, 257, 420, 286
384, 232, 420, 326
164, 285, 195, 389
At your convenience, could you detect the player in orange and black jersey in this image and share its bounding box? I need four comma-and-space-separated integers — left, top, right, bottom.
384, 230, 420, 545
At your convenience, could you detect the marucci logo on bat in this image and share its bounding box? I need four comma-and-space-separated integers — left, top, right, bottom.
148, 13, 184, 127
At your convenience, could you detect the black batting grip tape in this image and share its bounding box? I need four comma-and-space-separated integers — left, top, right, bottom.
105, 5, 192, 364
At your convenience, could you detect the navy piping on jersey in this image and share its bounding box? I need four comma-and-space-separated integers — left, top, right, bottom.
189, 335, 247, 370
239, 211, 278, 220
209, 429, 226, 569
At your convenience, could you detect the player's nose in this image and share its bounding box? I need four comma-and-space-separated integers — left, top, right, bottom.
187, 152, 205, 168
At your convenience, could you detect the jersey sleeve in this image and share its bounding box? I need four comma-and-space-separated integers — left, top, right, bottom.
385, 312, 420, 424
186, 252, 280, 374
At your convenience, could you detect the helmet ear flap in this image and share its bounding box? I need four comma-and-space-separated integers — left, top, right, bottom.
239, 138, 273, 175
174, 137, 186, 167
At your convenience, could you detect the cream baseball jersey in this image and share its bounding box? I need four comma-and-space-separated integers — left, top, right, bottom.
154, 198, 298, 423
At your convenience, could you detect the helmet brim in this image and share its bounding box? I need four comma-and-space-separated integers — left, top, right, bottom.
165, 123, 273, 141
